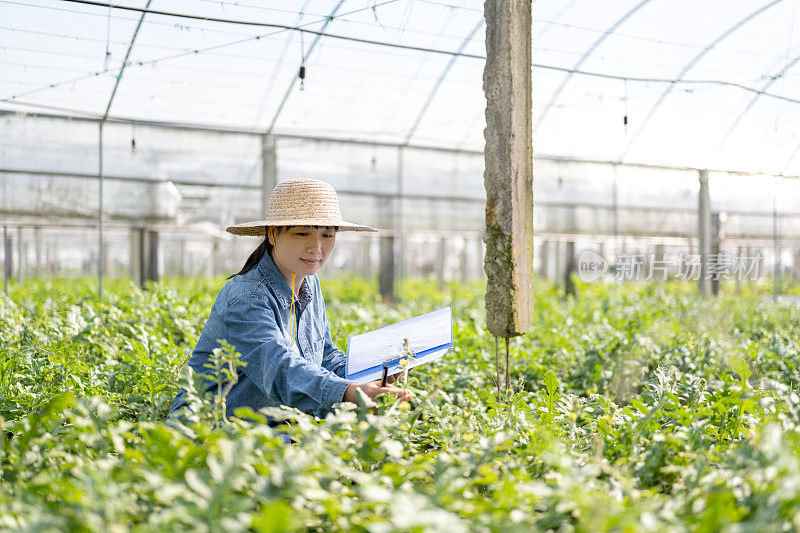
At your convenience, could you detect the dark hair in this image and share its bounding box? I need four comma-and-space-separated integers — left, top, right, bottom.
227, 236, 272, 279
227, 225, 337, 279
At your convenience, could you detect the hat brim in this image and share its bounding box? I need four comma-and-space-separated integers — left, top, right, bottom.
226, 219, 377, 236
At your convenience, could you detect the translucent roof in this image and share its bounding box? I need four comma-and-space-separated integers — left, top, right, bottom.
2, 0, 800, 175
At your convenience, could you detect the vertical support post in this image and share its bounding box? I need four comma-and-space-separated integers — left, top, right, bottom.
261, 134, 277, 218
460, 236, 469, 281
361, 237, 372, 278
16, 226, 24, 283
379, 234, 395, 302
46, 243, 52, 275
34, 226, 42, 278
564, 241, 576, 297
211, 237, 220, 279
773, 193, 780, 300
612, 164, 620, 259
395, 148, 404, 301
698, 170, 711, 297
756, 246, 764, 282
483, 0, 534, 337
794, 247, 800, 280
2, 226, 9, 293
131, 228, 145, 286
179, 239, 186, 277
98, 121, 104, 298
654, 244, 665, 268
102, 239, 110, 280
146, 230, 159, 283
711, 213, 721, 296
736, 245, 743, 294
554, 241, 562, 284
540, 240, 550, 280
437, 237, 447, 290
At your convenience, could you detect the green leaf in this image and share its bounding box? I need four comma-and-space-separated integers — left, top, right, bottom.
543, 370, 559, 397
251, 501, 294, 533
729, 355, 752, 383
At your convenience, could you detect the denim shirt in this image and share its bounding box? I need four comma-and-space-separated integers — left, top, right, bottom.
168, 251, 353, 420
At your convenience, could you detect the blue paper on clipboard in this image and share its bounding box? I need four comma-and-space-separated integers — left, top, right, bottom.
345, 307, 453, 382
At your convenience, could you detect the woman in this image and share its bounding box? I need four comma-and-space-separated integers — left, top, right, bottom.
168, 178, 412, 423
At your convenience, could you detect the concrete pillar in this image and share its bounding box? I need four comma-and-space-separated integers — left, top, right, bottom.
794, 247, 800, 279
102, 240, 110, 280
773, 197, 780, 298
564, 241, 576, 297
460, 236, 469, 281
736, 246, 743, 294
130, 228, 144, 286
437, 237, 447, 290
179, 239, 186, 277
379, 235, 395, 302
262, 135, 277, 218
554, 241, 562, 284
378, 183, 396, 301
211, 237, 221, 279
145, 230, 159, 283
540, 240, 550, 280
34, 227, 42, 277
698, 170, 712, 297
45, 243, 53, 275
757, 246, 764, 281
711, 213, 721, 296
359, 238, 371, 278
2, 226, 10, 292
483, 0, 533, 338
16, 226, 24, 282
654, 244, 665, 264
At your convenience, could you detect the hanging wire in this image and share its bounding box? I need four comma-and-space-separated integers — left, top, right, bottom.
4, 0, 792, 61
103, 1, 112, 70
5, 0, 800, 111
298, 24, 306, 90
623, 78, 629, 134
2, 0, 410, 103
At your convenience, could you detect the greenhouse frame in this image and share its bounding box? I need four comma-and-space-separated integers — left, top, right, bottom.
2, 0, 800, 296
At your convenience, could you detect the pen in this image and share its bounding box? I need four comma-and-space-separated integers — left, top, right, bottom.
380, 365, 389, 387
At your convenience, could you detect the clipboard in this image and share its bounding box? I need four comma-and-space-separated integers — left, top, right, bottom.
344, 307, 453, 382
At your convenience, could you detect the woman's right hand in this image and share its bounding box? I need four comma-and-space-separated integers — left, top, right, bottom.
343, 381, 413, 406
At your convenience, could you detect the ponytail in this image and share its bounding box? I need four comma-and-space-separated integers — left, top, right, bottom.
228, 236, 273, 279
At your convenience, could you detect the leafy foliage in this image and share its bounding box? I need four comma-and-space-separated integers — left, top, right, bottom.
1, 276, 800, 531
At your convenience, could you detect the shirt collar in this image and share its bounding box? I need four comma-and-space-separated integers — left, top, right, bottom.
258, 250, 312, 309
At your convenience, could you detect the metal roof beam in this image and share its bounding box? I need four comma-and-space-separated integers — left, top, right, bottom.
620, 0, 787, 161
715, 52, 800, 152
402, 17, 484, 146
533, 0, 654, 134
102, 0, 152, 120
265, 0, 345, 134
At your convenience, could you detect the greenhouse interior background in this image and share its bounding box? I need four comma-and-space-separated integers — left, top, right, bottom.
2, 0, 800, 297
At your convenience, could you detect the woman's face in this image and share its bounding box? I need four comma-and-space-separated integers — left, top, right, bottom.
270, 225, 336, 277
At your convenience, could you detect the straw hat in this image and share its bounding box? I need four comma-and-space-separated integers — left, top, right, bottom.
226, 178, 377, 235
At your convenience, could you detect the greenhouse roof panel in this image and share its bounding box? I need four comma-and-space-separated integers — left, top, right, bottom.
2, 0, 800, 175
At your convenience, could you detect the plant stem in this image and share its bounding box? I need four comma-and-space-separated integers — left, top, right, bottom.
505, 336, 510, 392
494, 336, 500, 403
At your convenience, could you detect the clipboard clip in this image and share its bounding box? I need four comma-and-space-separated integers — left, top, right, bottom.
380, 364, 389, 387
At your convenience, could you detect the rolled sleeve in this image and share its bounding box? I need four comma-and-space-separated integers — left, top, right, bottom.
224, 294, 351, 417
